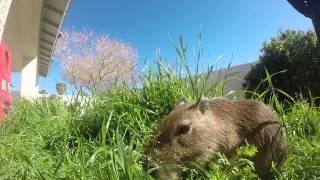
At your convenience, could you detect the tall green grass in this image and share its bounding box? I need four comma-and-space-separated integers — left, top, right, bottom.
0, 36, 320, 179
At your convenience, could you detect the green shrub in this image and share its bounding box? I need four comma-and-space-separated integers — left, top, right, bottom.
244, 30, 320, 104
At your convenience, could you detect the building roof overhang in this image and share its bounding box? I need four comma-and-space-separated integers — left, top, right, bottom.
38, 0, 70, 77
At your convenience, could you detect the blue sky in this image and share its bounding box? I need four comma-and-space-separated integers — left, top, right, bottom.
12, 0, 314, 94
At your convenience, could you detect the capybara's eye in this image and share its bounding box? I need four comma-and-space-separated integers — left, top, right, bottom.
176, 124, 190, 136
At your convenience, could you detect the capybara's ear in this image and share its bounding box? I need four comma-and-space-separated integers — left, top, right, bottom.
178, 96, 187, 105
199, 97, 209, 113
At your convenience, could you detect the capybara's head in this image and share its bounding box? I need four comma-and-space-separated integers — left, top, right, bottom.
143, 97, 224, 179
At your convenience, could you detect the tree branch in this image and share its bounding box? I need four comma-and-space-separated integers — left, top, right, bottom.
287, 0, 310, 17
288, 0, 320, 44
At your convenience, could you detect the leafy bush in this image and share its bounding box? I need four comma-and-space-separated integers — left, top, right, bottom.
244, 30, 320, 104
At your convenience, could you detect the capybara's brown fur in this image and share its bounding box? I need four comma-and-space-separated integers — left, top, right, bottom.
143, 97, 288, 180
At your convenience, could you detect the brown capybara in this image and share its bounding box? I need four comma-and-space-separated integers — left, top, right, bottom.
143, 97, 288, 180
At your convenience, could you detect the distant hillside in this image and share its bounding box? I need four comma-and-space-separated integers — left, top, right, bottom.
202, 62, 256, 93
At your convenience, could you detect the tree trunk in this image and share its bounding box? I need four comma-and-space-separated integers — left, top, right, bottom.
287, 0, 320, 46
312, 18, 320, 46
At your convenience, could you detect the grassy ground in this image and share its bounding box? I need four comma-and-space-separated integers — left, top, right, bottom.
1, 38, 320, 179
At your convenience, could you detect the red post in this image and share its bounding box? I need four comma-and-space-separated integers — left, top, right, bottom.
0, 41, 12, 122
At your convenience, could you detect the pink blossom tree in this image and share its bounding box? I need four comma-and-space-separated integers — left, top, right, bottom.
54, 29, 138, 94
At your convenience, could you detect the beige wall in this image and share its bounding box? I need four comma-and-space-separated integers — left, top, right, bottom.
0, 0, 12, 40
3, 0, 42, 72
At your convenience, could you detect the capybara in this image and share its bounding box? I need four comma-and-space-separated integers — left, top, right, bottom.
143, 97, 288, 180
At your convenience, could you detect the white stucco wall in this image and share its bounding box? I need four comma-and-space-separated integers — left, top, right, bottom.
21, 57, 39, 98
0, 0, 12, 40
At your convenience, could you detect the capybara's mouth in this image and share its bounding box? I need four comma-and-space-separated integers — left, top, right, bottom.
142, 161, 161, 178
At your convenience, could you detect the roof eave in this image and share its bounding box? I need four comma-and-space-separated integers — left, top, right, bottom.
37, 0, 71, 78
